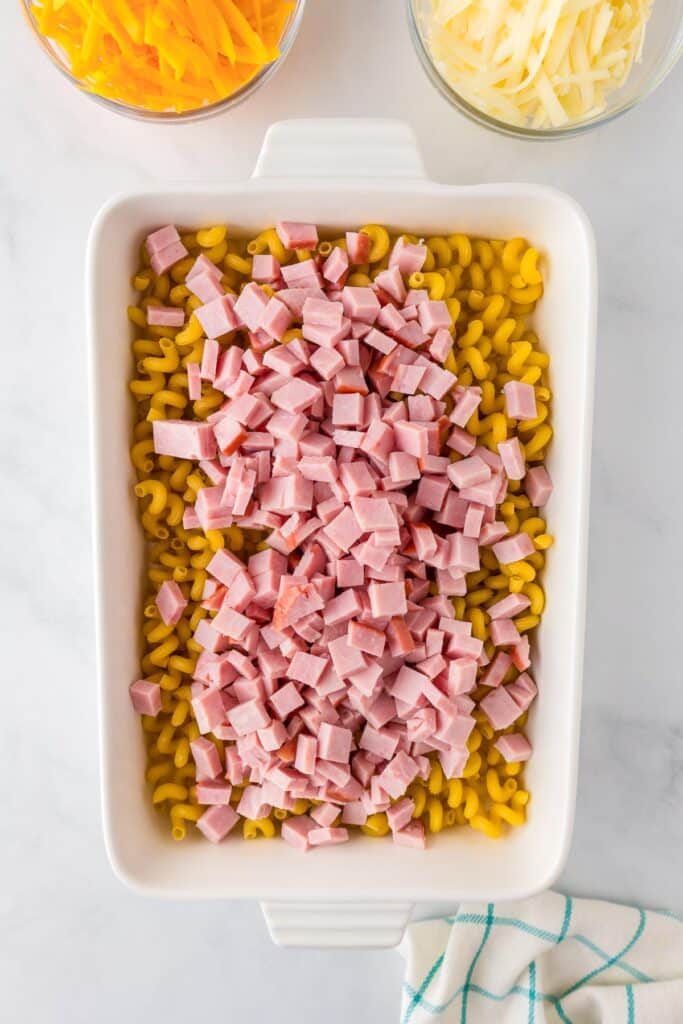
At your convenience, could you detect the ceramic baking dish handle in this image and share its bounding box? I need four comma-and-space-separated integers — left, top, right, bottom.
262, 900, 413, 948
252, 119, 427, 180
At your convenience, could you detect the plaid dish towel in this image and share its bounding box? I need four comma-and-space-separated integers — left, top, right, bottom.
398, 891, 683, 1023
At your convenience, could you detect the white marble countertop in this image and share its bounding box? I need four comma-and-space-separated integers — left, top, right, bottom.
3, 0, 683, 1020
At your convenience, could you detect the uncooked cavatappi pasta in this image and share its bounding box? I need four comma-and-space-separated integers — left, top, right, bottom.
127, 220, 553, 849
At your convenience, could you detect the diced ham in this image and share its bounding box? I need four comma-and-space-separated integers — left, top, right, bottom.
495, 733, 532, 762
147, 305, 185, 328
135, 220, 551, 850
308, 826, 349, 846
155, 580, 187, 626
196, 805, 239, 843
450, 388, 482, 428
498, 437, 526, 480
252, 254, 281, 282
129, 679, 161, 717
393, 821, 426, 848
488, 593, 531, 620
270, 682, 305, 719
479, 686, 522, 730
190, 737, 222, 780
493, 533, 536, 564
192, 687, 227, 734
281, 814, 317, 850
196, 780, 232, 805
271, 378, 321, 414
276, 221, 319, 250
340, 287, 381, 325
200, 338, 220, 382
288, 651, 327, 687
195, 296, 239, 338
526, 465, 554, 506
418, 300, 451, 334
228, 698, 271, 736
447, 455, 491, 490
489, 618, 521, 647
152, 419, 216, 460
503, 381, 537, 420
317, 722, 353, 763
323, 246, 349, 285
346, 231, 371, 264
480, 651, 513, 689
146, 224, 181, 255
260, 296, 293, 341
389, 236, 427, 276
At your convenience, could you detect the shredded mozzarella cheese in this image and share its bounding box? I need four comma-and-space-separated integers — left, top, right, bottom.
418, 0, 653, 128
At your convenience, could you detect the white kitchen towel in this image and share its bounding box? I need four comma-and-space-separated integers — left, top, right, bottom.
398, 891, 683, 1023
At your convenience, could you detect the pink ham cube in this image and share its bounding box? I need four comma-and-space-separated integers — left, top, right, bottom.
448, 455, 491, 490
147, 305, 186, 328
252, 255, 281, 282
492, 533, 536, 565
393, 822, 426, 849
387, 797, 415, 833
295, 734, 317, 775
196, 780, 232, 805
498, 437, 526, 480
195, 296, 240, 338
368, 581, 407, 617
190, 737, 222, 780
303, 297, 344, 328
487, 593, 531, 620
308, 827, 349, 846
418, 300, 451, 333
129, 679, 162, 717
328, 635, 367, 679
317, 722, 353, 763
503, 381, 537, 420
340, 287, 381, 324
186, 271, 224, 304
389, 237, 427, 276
196, 804, 239, 843
526, 465, 553, 506
479, 686, 522, 730
310, 346, 345, 381
276, 221, 319, 250
260, 296, 293, 341
323, 246, 349, 285
145, 225, 180, 255
346, 231, 371, 264
152, 419, 216, 460
281, 814, 317, 850
191, 687, 227, 734
489, 619, 522, 647
288, 651, 327, 687
495, 733, 532, 762
155, 580, 187, 626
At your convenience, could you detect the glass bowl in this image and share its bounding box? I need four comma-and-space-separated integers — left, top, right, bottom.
21, 0, 306, 123
408, 0, 683, 139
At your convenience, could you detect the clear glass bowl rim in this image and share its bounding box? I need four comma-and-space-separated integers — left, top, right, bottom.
406, 0, 683, 140
20, 0, 307, 123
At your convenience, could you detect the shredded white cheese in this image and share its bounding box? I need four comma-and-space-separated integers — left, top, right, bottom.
418, 0, 653, 128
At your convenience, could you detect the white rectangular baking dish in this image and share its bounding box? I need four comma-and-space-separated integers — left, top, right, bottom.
87, 119, 596, 948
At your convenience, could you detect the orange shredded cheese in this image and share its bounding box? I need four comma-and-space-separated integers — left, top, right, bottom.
31, 0, 295, 113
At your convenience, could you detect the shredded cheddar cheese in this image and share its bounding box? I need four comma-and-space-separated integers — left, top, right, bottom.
418, 0, 653, 129
30, 0, 295, 113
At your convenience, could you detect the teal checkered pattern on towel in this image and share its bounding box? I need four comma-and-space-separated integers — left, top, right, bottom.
398, 892, 683, 1024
